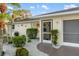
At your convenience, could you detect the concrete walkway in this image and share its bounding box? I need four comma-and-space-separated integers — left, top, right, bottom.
3, 39, 48, 56
37, 43, 79, 56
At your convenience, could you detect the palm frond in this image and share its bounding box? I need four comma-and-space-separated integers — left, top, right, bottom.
13, 9, 29, 15
0, 13, 11, 20
9, 3, 21, 8
13, 10, 21, 16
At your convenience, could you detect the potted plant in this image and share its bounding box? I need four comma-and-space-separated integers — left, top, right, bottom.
51, 29, 60, 49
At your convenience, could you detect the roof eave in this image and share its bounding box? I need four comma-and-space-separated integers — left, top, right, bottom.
31, 10, 79, 19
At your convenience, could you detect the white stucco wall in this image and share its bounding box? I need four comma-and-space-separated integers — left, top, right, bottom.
7, 22, 32, 37
52, 14, 79, 45
13, 23, 32, 36
7, 14, 79, 46
38, 13, 79, 45
53, 18, 63, 45
8, 21, 40, 38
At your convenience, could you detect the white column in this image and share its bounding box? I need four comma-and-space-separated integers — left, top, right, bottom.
53, 19, 63, 46
39, 20, 42, 42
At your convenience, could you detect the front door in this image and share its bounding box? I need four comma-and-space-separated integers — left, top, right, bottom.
42, 20, 52, 43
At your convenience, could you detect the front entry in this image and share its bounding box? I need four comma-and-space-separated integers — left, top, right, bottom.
42, 20, 52, 43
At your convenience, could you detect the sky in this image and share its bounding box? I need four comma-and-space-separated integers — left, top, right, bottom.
8, 3, 79, 16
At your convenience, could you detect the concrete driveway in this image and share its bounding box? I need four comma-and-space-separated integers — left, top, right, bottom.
37, 43, 79, 56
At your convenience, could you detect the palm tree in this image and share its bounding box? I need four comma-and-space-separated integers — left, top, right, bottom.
12, 9, 32, 20
0, 3, 20, 29
0, 3, 20, 55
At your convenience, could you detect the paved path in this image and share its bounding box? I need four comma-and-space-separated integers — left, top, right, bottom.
37, 43, 79, 56
3, 39, 48, 56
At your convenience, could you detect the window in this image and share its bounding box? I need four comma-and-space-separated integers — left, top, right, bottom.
43, 22, 51, 32
12, 24, 15, 29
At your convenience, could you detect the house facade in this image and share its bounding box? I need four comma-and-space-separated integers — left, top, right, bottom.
7, 7, 79, 47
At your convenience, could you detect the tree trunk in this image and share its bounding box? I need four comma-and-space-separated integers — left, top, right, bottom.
0, 28, 3, 55
0, 3, 7, 56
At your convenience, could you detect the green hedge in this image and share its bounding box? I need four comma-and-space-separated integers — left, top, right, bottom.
16, 47, 29, 56
12, 35, 26, 47
26, 28, 38, 39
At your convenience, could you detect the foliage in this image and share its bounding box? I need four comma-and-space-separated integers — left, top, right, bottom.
0, 13, 11, 20
26, 28, 38, 39
0, 3, 7, 13
12, 9, 31, 19
13, 10, 22, 16
0, 3, 20, 30
12, 35, 26, 47
21, 35, 26, 42
9, 3, 20, 8
13, 9, 28, 15
14, 31, 19, 36
16, 47, 29, 56
51, 29, 59, 45
1, 51, 5, 56
0, 3, 20, 19
0, 3, 21, 55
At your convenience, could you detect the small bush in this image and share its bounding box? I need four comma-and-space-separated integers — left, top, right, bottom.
16, 47, 29, 56
51, 29, 59, 45
26, 28, 38, 39
12, 36, 26, 47
22, 35, 26, 42
14, 31, 19, 36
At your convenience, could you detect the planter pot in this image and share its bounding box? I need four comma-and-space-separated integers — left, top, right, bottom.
52, 44, 61, 49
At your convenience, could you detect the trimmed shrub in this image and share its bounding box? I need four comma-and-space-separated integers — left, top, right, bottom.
21, 35, 26, 42
14, 31, 19, 36
12, 36, 26, 47
16, 47, 29, 56
26, 28, 38, 39
51, 29, 59, 45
